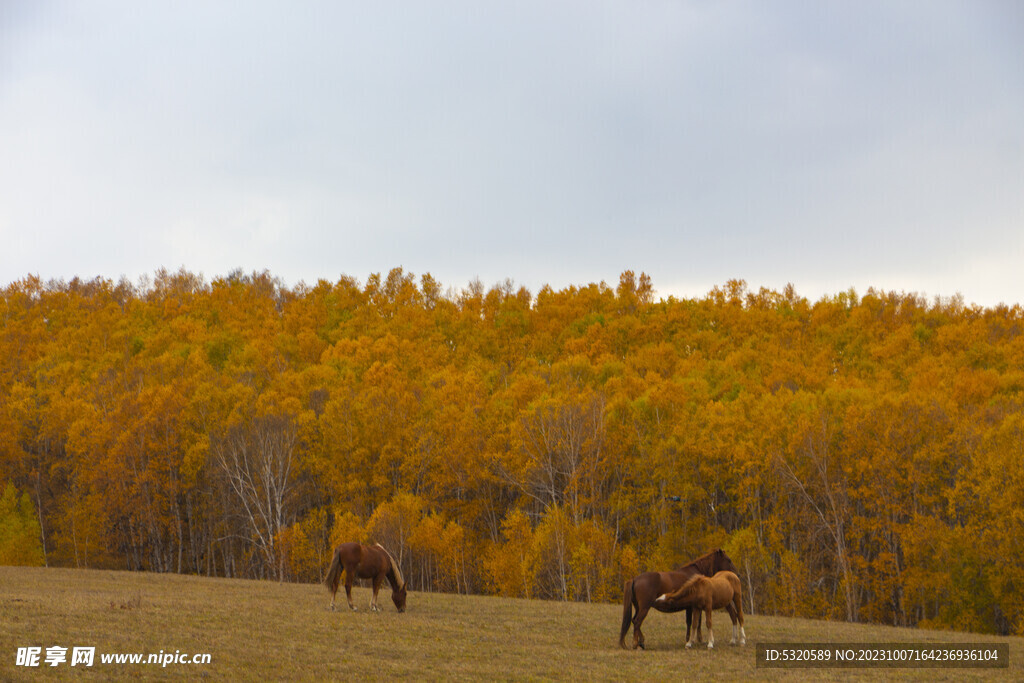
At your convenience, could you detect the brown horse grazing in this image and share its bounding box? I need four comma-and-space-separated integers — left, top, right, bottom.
619, 549, 738, 650
655, 570, 745, 649
324, 542, 407, 613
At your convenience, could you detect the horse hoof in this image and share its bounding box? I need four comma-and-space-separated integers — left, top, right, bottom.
707, 643, 714, 649
685, 642, 692, 649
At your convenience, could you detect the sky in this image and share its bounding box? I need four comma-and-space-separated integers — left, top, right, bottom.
2, 1, 1022, 306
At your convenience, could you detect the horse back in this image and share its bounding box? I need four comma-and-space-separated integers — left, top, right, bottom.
712, 570, 741, 592
335, 542, 387, 579
709, 570, 742, 607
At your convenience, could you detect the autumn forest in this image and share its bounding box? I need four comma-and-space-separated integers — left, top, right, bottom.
1, 268, 1022, 635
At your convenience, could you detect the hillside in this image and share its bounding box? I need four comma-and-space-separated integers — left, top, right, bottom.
1, 567, 1020, 681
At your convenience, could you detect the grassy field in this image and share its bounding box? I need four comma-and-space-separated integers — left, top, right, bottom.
1, 566, 1020, 681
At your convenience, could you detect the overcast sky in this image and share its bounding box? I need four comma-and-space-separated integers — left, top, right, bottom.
2, 1, 1022, 305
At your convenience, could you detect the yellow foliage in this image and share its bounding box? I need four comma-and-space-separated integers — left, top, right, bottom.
483, 509, 534, 598
330, 510, 366, 548
3, 272, 1024, 633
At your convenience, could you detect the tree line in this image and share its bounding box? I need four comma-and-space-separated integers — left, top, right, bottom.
1, 268, 1021, 635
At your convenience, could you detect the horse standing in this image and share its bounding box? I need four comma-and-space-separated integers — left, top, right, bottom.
656, 570, 745, 648
619, 549, 738, 650
324, 542, 407, 612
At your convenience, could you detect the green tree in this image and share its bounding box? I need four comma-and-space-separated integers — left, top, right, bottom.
0, 482, 45, 565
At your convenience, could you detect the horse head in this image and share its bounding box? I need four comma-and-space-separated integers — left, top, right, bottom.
376, 543, 408, 613
392, 583, 407, 612
715, 549, 739, 575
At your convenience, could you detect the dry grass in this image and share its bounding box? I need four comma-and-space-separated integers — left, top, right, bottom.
1, 566, 1020, 681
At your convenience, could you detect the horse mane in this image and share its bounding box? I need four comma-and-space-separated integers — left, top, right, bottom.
680, 549, 717, 574
671, 574, 706, 603
375, 543, 405, 590
682, 548, 737, 575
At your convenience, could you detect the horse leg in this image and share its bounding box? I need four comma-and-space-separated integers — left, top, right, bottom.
344, 568, 357, 611
734, 591, 746, 646
370, 575, 383, 612
684, 606, 700, 651
632, 603, 651, 650
685, 608, 704, 645
705, 607, 714, 649
726, 604, 738, 645
685, 609, 700, 648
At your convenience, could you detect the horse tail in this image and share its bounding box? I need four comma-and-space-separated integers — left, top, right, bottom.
728, 571, 744, 624
619, 579, 635, 649
324, 547, 343, 596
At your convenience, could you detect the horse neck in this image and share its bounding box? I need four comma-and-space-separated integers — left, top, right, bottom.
385, 565, 401, 591
690, 552, 715, 575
